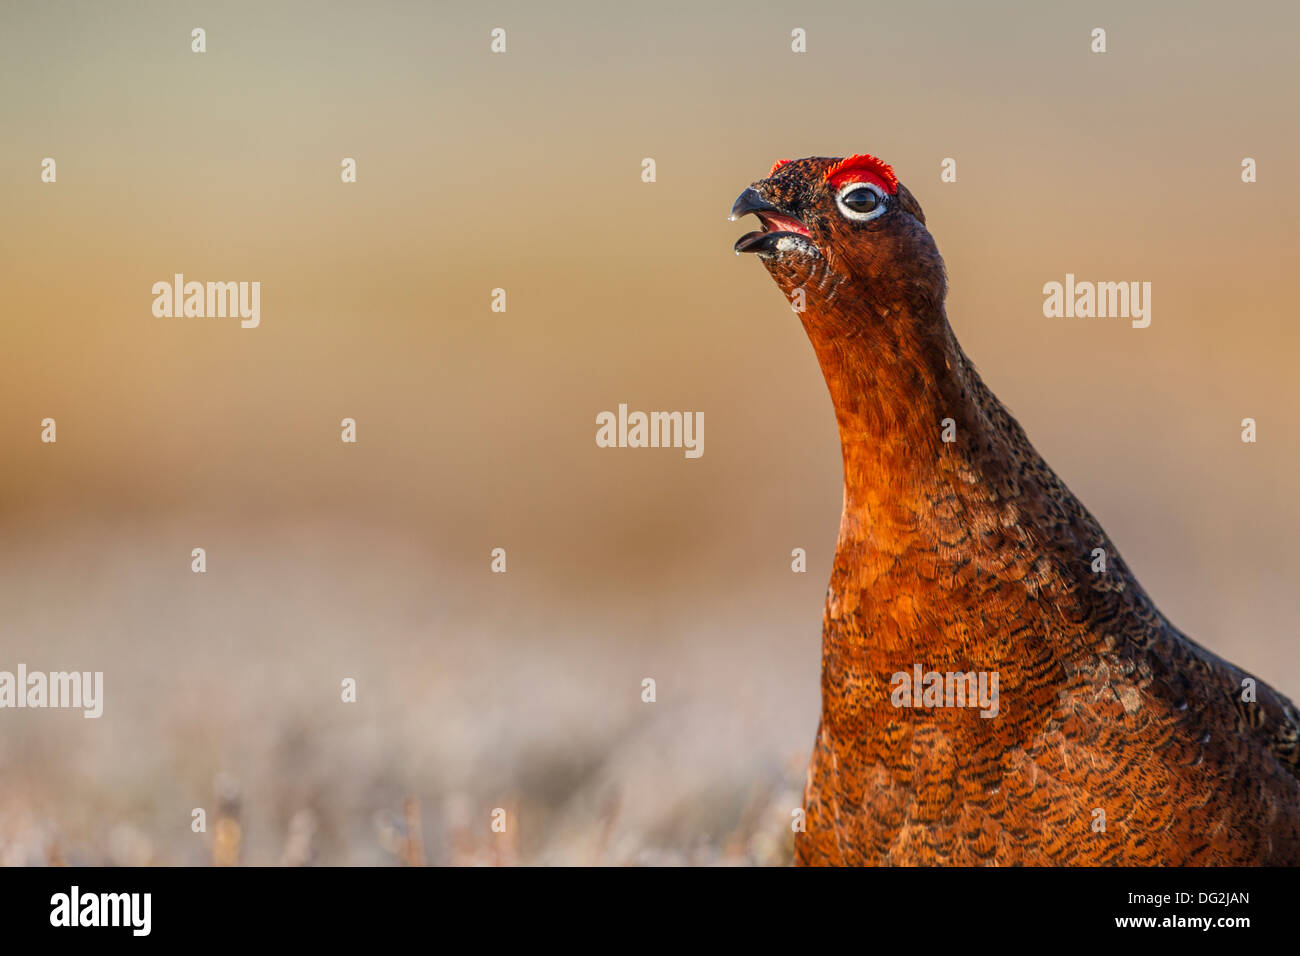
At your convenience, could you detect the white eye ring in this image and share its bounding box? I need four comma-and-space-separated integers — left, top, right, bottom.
834, 180, 887, 221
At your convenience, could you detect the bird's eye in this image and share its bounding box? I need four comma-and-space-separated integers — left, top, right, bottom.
835, 181, 887, 222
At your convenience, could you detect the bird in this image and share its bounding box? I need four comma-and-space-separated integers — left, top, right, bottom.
731, 153, 1300, 865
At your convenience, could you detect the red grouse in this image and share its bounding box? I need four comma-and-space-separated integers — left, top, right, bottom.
732, 153, 1300, 865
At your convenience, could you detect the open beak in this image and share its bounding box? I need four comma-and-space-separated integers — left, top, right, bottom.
730, 187, 812, 254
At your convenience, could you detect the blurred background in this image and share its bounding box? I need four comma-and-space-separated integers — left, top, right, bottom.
1, 0, 1297, 864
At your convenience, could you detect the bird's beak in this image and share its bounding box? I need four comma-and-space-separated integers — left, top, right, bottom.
730, 187, 812, 255
730, 187, 777, 222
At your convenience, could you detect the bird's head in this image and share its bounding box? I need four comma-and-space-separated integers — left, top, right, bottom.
731, 153, 965, 455
730, 154, 945, 322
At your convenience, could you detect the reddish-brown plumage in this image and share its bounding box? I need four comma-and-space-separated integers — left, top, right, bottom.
733, 155, 1300, 865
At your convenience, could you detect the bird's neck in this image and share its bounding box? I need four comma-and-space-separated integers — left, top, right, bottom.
800, 301, 990, 520
799, 299, 1031, 660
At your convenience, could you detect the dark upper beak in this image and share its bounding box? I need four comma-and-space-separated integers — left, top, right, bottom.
730, 187, 778, 222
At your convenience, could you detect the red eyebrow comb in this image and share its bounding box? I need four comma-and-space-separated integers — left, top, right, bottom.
768, 158, 791, 176
824, 153, 898, 194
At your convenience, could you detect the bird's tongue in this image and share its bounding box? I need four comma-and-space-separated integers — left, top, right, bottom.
759, 212, 810, 236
